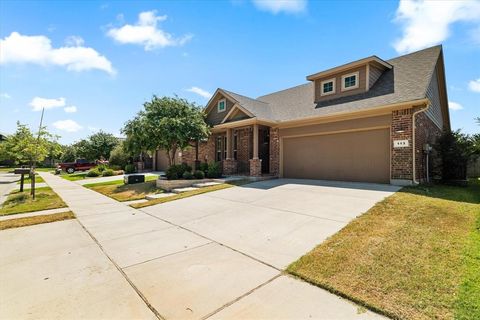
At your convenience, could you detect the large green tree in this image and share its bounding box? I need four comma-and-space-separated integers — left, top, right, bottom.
71, 131, 119, 161
0, 122, 60, 165
123, 96, 210, 166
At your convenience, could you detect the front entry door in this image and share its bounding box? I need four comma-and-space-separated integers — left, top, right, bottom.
259, 128, 270, 174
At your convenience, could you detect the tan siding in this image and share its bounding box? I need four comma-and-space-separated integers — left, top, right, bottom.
368, 64, 383, 89
282, 128, 390, 183
205, 94, 235, 126
314, 65, 367, 102
425, 66, 443, 130
280, 115, 391, 138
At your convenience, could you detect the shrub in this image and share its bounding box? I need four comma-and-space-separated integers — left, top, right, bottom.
180, 162, 192, 174
183, 171, 193, 180
109, 164, 122, 171
434, 129, 476, 181
124, 164, 135, 174
86, 169, 100, 177
194, 170, 205, 179
97, 164, 107, 172
206, 161, 222, 178
199, 162, 208, 173
166, 164, 183, 180
102, 169, 114, 177
109, 144, 129, 169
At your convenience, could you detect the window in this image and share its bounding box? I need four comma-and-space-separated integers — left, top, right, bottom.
233, 132, 238, 160
216, 136, 222, 161
341, 72, 359, 91
224, 136, 227, 160
320, 78, 335, 96
217, 99, 226, 112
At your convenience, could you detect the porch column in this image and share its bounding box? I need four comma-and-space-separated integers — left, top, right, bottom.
226, 128, 232, 160
253, 124, 259, 159
249, 124, 262, 176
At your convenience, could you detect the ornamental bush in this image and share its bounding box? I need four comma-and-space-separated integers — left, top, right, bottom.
102, 169, 114, 177
124, 164, 135, 174
194, 170, 205, 179
206, 162, 222, 178
86, 169, 100, 177
182, 171, 193, 180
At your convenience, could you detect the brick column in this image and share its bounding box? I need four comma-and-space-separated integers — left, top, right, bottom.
269, 127, 280, 176
391, 109, 414, 184
249, 158, 262, 176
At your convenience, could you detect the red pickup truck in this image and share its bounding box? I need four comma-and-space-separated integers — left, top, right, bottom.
58, 159, 97, 174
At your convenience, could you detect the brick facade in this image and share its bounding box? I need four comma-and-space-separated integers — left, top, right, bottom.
391, 108, 442, 184
180, 138, 215, 168
414, 112, 442, 182
391, 108, 414, 181
222, 159, 238, 175
269, 127, 280, 176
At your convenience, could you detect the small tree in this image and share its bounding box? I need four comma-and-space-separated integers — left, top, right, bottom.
0, 122, 59, 166
434, 129, 476, 180
122, 96, 210, 166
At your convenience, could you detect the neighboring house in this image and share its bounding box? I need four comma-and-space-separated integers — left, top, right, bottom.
154, 45, 450, 185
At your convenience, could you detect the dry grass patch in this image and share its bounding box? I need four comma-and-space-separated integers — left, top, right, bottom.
0, 187, 67, 216
0, 211, 75, 230
288, 180, 480, 320
87, 180, 161, 201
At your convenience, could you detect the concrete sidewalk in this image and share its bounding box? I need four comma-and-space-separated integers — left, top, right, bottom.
0, 172, 18, 207
0, 220, 157, 319
35, 171, 386, 319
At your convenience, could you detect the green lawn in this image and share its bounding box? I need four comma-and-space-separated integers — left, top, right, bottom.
0, 187, 67, 216
130, 181, 250, 208
60, 172, 88, 181
86, 179, 162, 202
0, 211, 75, 230
288, 179, 480, 320
17, 174, 45, 184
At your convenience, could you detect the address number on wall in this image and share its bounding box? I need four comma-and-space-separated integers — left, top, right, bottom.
393, 140, 409, 148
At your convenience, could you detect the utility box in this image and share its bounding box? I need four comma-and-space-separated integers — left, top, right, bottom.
124, 174, 145, 184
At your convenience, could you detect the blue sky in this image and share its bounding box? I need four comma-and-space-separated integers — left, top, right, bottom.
1, 0, 479, 144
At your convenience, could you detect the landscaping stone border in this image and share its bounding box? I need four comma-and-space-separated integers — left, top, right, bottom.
156, 178, 213, 192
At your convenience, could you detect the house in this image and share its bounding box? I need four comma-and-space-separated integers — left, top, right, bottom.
154, 45, 450, 185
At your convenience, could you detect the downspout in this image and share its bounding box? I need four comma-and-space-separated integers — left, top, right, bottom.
412, 102, 430, 184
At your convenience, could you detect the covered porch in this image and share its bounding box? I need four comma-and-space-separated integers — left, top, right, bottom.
211, 120, 279, 177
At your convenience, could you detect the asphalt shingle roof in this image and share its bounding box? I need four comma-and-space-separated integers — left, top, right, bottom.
218, 45, 441, 122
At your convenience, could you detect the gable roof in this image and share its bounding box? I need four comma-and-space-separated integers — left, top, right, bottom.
207, 45, 444, 124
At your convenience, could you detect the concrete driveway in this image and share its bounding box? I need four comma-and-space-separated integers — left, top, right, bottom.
11, 174, 398, 319
141, 179, 399, 269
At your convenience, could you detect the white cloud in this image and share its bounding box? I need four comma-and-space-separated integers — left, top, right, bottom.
393, 0, 480, 54
252, 0, 307, 14
186, 86, 212, 99
29, 97, 66, 111
0, 93, 11, 99
53, 119, 83, 132
468, 78, 480, 92
449, 101, 464, 111
65, 35, 85, 47
107, 10, 193, 50
0, 32, 115, 75
88, 126, 99, 132
64, 105, 77, 113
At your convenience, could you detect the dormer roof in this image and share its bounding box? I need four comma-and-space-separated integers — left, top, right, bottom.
306, 56, 392, 81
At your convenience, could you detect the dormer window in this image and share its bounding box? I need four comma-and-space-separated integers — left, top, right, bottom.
342, 72, 359, 91
321, 78, 336, 96
218, 99, 226, 112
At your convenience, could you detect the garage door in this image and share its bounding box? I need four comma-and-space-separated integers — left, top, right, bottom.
282, 128, 390, 183
155, 150, 170, 171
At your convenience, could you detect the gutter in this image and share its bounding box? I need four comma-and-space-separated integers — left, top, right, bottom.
412, 102, 430, 184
